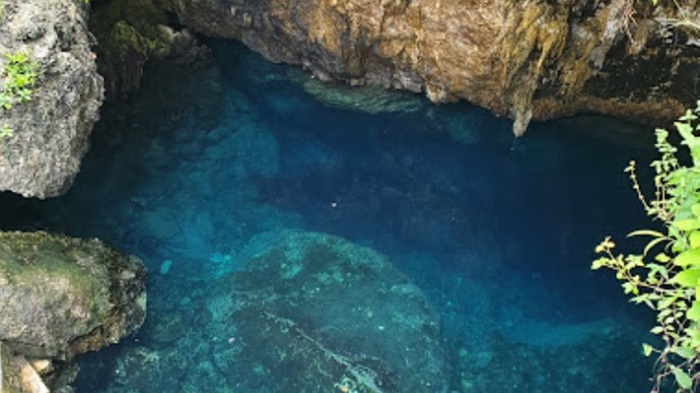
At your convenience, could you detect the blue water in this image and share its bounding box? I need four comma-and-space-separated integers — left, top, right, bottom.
1, 42, 662, 392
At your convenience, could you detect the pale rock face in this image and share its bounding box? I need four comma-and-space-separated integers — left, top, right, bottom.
158, 0, 699, 134
0, 0, 103, 198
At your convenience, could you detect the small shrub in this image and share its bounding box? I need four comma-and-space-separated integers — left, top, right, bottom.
593, 101, 700, 392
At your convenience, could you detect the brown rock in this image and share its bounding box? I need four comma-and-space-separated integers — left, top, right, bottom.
158, 0, 699, 134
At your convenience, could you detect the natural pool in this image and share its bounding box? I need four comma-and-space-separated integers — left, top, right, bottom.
1, 42, 662, 392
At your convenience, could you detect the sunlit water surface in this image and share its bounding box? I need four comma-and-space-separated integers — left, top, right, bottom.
1, 42, 662, 392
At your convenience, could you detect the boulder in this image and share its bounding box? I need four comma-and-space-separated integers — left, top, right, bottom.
0, 231, 147, 392
0, 0, 103, 198
209, 230, 450, 392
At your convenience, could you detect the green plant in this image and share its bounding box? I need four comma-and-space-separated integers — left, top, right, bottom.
593, 101, 700, 392
0, 52, 38, 110
0, 124, 12, 139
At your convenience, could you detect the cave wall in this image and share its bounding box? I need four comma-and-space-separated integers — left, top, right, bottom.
156, 0, 700, 134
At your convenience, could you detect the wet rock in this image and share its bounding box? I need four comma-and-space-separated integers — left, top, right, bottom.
0, 0, 103, 198
288, 69, 424, 114
0, 231, 146, 392
157, 0, 700, 134
88, 0, 212, 101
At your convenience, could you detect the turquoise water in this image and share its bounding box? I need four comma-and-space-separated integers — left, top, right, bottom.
1, 42, 663, 392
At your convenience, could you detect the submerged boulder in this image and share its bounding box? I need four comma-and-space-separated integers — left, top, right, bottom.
0, 231, 146, 392
0, 0, 103, 198
209, 230, 450, 392
87, 230, 450, 392
157, 0, 699, 134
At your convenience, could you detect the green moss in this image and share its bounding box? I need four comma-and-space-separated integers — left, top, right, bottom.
89, 0, 173, 99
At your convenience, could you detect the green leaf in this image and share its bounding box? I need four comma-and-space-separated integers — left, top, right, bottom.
672, 346, 696, 359
675, 248, 700, 267
650, 326, 664, 334
672, 366, 693, 389
656, 253, 671, 263
690, 231, 700, 249
671, 269, 700, 287
642, 343, 654, 356
692, 204, 700, 218
674, 219, 700, 232
648, 263, 669, 280
687, 299, 700, 321
658, 296, 676, 310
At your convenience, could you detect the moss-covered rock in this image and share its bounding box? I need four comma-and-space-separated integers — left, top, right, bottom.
89, 0, 210, 100
0, 342, 20, 393
0, 231, 147, 360
88, 0, 170, 100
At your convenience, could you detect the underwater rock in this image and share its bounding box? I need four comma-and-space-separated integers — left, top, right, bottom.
0, 0, 103, 198
455, 321, 652, 392
208, 230, 450, 392
0, 231, 146, 391
288, 69, 424, 114
158, 0, 698, 134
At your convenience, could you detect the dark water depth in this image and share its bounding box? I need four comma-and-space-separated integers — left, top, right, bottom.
1, 42, 663, 392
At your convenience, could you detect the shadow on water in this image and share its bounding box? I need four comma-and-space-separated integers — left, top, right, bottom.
0, 41, 665, 392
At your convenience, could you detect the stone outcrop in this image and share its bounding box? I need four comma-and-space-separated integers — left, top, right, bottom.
0, 231, 147, 393
89, 0, 211, 101
0, 0, 103, 198
157, 0, 700, 134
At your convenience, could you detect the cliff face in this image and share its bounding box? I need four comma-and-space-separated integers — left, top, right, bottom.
0, 0, 103, 198
157, 0, 700, 134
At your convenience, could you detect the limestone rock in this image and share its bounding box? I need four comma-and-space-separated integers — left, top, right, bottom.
0, 231, 147, 360
89, 0, 211, 101
157, 0, 700, 134
210, 230, 451, 392
0, 0, 103, 198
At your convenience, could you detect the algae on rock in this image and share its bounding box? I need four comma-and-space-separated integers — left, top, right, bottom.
89, 0, 211, 100
0, 231, 147, 392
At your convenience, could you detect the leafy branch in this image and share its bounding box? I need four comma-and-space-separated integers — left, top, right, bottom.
593, 101, 700, 392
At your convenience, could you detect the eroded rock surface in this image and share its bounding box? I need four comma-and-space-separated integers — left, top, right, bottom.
158, 0, 700, 134
0, 0, 103, 198
0, 231, 146, 359
0, 231, 146, 392
209, 230, 450, 392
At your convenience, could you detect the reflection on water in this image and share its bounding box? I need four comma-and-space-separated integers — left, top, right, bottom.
1, 42, 660, 392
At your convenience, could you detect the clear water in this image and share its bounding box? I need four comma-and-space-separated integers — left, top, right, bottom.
1, 42, 663, 392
